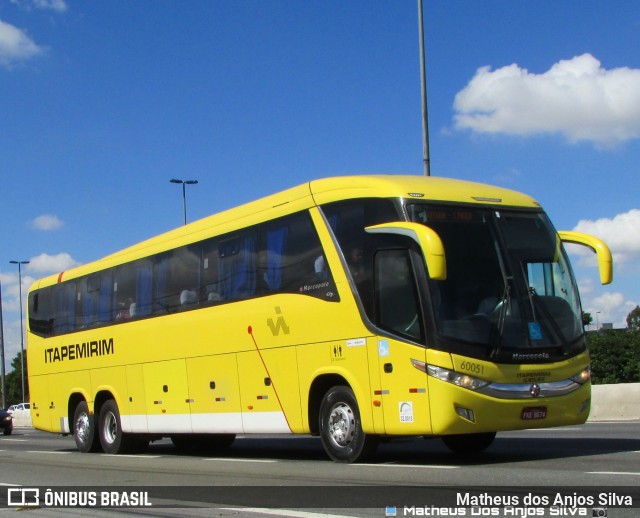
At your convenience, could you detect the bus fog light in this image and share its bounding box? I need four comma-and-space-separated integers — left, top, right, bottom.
455, 405, 475, 423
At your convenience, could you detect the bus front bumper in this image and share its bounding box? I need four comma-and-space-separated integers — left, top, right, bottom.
428, 378, 591, 435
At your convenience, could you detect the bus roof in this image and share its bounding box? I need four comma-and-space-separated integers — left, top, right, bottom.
30, 175, 540, 290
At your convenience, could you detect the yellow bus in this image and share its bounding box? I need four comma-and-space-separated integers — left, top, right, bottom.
27, 175, 612, 462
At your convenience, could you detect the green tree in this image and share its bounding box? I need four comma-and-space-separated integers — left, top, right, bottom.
582, 311, 593, 329
4, 351, 28, 406
587, 330, 640, 384
626, 305, 640, 332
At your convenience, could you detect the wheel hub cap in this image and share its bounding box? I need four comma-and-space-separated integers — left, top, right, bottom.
328, 402, 355, 448
103, 412, 118, 444
75, 413, 90, 444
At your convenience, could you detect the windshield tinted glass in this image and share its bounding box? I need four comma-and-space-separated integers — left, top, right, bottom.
407, 204, 583, 354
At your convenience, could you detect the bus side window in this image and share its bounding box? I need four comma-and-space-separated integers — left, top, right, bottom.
263, 225, 288, 292
374, 249, 424, 341
77, 274, 107, 329
201, 240, 222, 303
97, 272, 113, 324
276, 211, 337, 300
113, 262, 152, 320
53, 282, 77, 335
29, 290, 55, 338
218, 233, 257, 301
155, 246, 201, 313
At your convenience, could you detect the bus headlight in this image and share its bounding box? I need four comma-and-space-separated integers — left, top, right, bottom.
426, 365, 490, 391
569, 366, 591, 384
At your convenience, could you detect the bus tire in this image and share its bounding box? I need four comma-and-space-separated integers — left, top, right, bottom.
442, 432, 496, 454
319, 385, 377, 463
73, 401, 99, 453
98, 399, 132, 454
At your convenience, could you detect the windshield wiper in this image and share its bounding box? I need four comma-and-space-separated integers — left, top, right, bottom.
528, 287, 569, 346
488, 239, 511, 357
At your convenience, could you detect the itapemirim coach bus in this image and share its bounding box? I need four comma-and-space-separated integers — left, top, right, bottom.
27, 175, 612, 462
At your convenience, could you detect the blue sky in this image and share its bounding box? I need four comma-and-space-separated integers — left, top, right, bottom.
1, 1, 639, 368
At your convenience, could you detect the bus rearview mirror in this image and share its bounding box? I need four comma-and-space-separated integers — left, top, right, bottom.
365, 222, 447, 281
558, 231, 613, 285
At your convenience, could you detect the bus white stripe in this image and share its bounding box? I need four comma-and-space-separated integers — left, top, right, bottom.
122, 411, 291, 435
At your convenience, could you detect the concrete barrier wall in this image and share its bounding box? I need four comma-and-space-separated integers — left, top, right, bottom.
589, 382, 640, 421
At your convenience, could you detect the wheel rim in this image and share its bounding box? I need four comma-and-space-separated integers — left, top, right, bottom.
75, 412, 91, 445
102, 411, 118, 445
327, 402, 355, 448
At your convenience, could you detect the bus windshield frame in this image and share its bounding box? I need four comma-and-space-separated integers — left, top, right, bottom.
406, 202, 585, 363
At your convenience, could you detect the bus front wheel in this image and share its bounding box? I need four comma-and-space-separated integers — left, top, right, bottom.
441, 432, 496, 454
98, 400, 133, 454
319, 385, 377, 463
73, 401, 99, 453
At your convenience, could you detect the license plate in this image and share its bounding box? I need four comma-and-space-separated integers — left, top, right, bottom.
521, 406, 547, 420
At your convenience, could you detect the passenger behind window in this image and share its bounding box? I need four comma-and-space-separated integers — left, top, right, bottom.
346, 246, 365, 283
179, 289, 198, 306
205, 284, 223, 303
314, 255, 327, 280
114, 298, 133, 320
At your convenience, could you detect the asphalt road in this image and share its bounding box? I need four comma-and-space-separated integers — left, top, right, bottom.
0, 422, 638, 517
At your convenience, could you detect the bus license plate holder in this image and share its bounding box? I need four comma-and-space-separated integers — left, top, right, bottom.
521, 406, 547, 420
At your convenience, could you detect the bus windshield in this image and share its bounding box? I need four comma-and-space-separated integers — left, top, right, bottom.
407, 204, 583, 357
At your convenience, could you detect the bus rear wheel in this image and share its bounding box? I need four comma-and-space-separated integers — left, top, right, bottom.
98, 400, 134, 454
319, 385, 377, 463
73, 401, 99, 453
441, 432, 496, 454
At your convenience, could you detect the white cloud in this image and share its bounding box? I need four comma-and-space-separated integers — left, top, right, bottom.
582, 291, 637, 329
10, 0, 67, 12
572, 209, 640, 268
27, 252, 80, 274
32, 0, 68, 12
453, 54, 640, 147
0, 18, 43, 67
30, 214, 64, 231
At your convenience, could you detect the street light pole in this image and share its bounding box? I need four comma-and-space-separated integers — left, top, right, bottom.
170, 179, 198, 225
0, 274, 6, 409
9, 260, 29, 403
417, 0, 431, 176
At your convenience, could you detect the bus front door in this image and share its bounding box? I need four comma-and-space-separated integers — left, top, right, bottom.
373, 248, 432, 435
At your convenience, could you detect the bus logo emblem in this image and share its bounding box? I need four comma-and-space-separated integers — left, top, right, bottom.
530, 384, 541, 397
267, 306, 290, 336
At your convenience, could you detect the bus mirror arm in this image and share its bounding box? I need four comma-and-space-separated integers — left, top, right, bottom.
365, 222, 447, 281
558, 231, 613, 285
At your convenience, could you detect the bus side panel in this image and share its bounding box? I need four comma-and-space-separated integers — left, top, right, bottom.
142, 359, 192, 434
50, 370, 92, 434
260, 347, 303, 433
186, 353, 243, 433
365, 338, 385, 434
29, 374, 52, 432
297, 339, 375, 433
374, 338, 432, 435
237, 350, 291, 433
124, 364, 149, 433
90, 365, 128, 422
